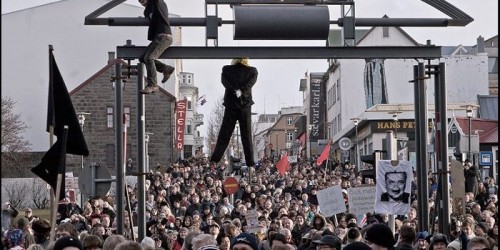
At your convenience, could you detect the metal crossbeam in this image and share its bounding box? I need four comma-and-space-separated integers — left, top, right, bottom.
116, 46, 442, 59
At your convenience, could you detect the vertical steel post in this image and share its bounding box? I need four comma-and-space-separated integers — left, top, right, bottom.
115, 63, 124, 234
414, 63, 429, 232
434, 62, 450, 236
137, 63, 146, 240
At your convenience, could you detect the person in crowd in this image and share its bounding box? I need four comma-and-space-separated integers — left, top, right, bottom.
312, 235, 342, 250
102, 235, 127, 250
81, 234, 103, 250
53, 235, 84, 250
428, 234, 449, 250
192, 233, 218, 250
464, 159, 480, 195
364, 223, 396, 250
31, 219, 51, 249
2, 202, 19, 234
448, 217, 476, 250
232, 232, 258, 250
115, 240, 144, 250
466, 236, 491, 250
394, 225, 415, 249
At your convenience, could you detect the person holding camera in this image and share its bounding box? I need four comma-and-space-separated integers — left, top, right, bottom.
1, 202, 19, 234
464, 159, 480, 195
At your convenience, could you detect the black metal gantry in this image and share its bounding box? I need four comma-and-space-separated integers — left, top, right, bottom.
84, 0, 473, 240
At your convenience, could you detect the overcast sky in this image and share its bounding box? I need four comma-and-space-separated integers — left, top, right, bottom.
2, 0, 498, 151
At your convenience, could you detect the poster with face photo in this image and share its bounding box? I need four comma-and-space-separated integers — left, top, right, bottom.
375, 160, 413, 215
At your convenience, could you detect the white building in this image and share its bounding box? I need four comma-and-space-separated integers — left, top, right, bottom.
178, 72, 204, 158
317, 25, 493, 165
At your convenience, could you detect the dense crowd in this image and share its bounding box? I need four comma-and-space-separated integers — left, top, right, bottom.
1, 156, 498, 250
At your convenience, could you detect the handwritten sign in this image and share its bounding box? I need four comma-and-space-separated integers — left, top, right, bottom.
245, 209, 260, 233
317, 185, 346, 217
347, 186, 376, 215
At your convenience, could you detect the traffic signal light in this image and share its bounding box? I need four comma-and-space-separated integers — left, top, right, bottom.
359, 150, 386, 184
230, 156, 242, 175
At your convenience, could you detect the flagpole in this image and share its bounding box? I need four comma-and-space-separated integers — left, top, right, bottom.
48, 44, 57, 237
49, 126, 69, 243
123, 113, 136, 242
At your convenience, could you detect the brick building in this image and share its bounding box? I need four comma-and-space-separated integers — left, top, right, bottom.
66, 55, 176, 174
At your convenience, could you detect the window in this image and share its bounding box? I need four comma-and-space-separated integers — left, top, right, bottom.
124, 106, 131, 128
106, 144, 115, 168
184, 145, 193, 158
336, 79, 341, 101
187, 122, 192, 135
286, 132, 293, 142
383, 27, 389, 37
187, 100, 192, 110
287, 116, 293, 125
107, 107, 114, 128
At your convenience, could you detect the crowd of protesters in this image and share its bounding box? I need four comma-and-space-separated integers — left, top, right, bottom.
1, 156, 498, 250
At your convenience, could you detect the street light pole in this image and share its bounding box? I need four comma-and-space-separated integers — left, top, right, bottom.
77, 112, 90, 208
460, 104, 479, 162
77, 112, 91, 170
350, 118, 360, 169
466, 108, 472, 161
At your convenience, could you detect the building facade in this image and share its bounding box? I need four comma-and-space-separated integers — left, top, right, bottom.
178, 72, 204, 159
302, 26, 497, 175
66, 56, 177, 174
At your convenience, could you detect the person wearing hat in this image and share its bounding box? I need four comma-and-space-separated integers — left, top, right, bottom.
345, 227, 362, 244
312, 235, 342, 250
415, 231, 430, 249
364, 223, 396, 250
1, 202, 19, 234
292, 213, 311, 244
231, 232, 258, 250
209, 222, 221, 239
7, 229, 24, 249
32, 219, 51, 248
428, 233, 449, 250
54, 235, 83, 250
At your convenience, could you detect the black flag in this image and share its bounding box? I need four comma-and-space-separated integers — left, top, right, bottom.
32, 46, 89, 200
45, 46, 89, 155
32, 138, 67, 201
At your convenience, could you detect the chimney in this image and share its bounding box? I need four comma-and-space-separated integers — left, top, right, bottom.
108, 52, 115, 64
477, 36, 485, 53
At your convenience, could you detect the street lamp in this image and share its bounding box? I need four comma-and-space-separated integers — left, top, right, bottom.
388, 111, 402, 139
77, 112, 91, 169
350, 118, 360, 168
460, 104, 479, 162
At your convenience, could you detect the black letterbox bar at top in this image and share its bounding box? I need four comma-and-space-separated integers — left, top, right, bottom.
205, 0, 354, 5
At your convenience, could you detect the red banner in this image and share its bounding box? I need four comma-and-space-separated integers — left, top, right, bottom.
175, 100, 187, 151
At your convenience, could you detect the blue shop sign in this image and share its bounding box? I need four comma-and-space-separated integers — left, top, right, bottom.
479, 152, 493, 166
